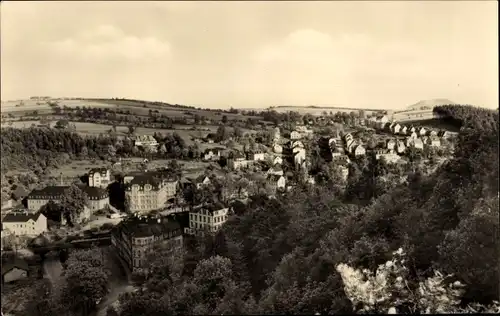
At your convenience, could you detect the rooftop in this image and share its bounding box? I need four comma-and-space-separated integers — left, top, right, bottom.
117, 215, 181, 238
2, 211, 43, 223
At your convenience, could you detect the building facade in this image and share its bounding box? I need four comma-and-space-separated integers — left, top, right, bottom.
184, 206, 229, 237
125, 173, 178, 214
88, 168, 112, 188
1, 211, 47, 236
111, 216, 183, 272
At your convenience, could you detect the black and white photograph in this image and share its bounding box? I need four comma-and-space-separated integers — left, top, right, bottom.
1, 1, 498, 315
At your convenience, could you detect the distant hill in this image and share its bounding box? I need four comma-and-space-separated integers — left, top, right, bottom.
405, 99, 457, 111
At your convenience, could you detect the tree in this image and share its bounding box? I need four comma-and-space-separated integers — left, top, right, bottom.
61, 248, 110, 314
40, 200, 64, 222
215, 125, 231, 142
234, 127, 243, 139
60, 185, 89, 225
128, 125, 136, 135
222, 115, 228, 124
55, 119, 69, 129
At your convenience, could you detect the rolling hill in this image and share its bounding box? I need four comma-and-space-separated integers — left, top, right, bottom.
404, 98, 457, 111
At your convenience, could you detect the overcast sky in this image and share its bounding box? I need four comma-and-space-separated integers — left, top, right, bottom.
1, 1, 498, 109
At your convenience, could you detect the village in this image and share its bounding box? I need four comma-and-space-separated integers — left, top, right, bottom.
0, 110, 459, 290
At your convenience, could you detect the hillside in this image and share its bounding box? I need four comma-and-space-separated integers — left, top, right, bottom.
268, 105, 387, 116
405, 98, 457, 111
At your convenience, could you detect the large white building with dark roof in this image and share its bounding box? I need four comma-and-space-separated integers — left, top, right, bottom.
184, 204, 229, 237
2, 211, 47, 236
124, 170, 179, 214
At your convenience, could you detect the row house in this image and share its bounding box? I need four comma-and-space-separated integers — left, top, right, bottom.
111, 215, 183, 272
373, 149, 401, 164
273, 156, 283, 165
88, 168, 112, 188
248, 151, 266, 161
185, 204, 229, 237
294, 148, 306, 167
2, 211, 47, 237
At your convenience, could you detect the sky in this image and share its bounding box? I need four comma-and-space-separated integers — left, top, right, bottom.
1, 1, 498, 110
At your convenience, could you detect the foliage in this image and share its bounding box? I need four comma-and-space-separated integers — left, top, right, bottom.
61, 247, 110, 314
60, 185, 89, 224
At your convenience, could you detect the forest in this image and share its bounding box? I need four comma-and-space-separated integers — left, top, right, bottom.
7, 104, 500, 315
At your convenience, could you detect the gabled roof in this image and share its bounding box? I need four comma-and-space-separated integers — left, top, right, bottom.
2, 259, 29, 275
2, 211, 43, 223
78, 185, 108, 198
89, 167, 108, 175
28, 186, 67, 198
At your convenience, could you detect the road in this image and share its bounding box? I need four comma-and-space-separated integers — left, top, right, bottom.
94, 247, 136, 316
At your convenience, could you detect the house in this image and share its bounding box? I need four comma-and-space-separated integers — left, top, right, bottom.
376, 115, 389, 129
203, 148, 222, 161
267, 174, 286, 193
294, 150, 306, 166
1, 211, 47, 236
111, 215, 183, 272
125, 172, 178, 213
205, 133, 216, 143
290, 131, 302, 140
328, 138, 337, 149
273, 156, 283, 165
293, 146, 305, 154
134, 135, 159, 150
11, 186, 28, 201
409, 131, 418, 139
333, 154, 351, 165
438, 130, 452, 139
266, 165, 284, 176
184, 204, 229, 237
353, 144, 366, 156
380, 151, 401, 164
331, 148, 343, 157
344, 133, 353, 142
2, 259, 29, 283
249, 152, 266, 161
88, 168, 111, 188
273, 127, 281, 140
291, 140, 304, 149
413, 138, 424, 149
273, 144, 283, 154
400, 126, 408, 135
190, 175, 211, 189
396, 140, 406, 154
409, 126, 417, 133
386, 139, 396, 150
227, 152, 250, 170
392, 123, 402, 134
338, 165, 349, 182
426, 130, 439, 137
417, 127, 427, 136
388, 121, 396, 132
346, 139, 357, 153
427, 137, 441, 147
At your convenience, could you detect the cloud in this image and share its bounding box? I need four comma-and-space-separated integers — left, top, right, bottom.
49, 25, 171, 61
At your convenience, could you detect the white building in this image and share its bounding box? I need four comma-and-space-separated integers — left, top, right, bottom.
290, 131, 302, 140
273, 144, 283, 154
184, 206, 229, 236
2, 211, 47, 236
88, 168, 112, 188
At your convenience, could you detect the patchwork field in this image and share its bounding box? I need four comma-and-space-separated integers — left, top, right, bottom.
271, 106, 386, 116
1, 98, 264, 122
47, 158, 214, 180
